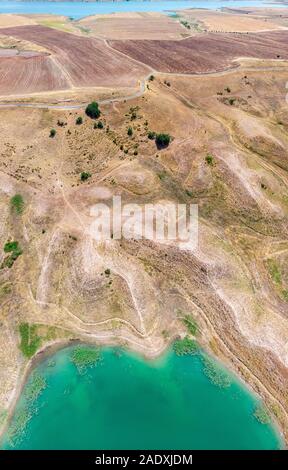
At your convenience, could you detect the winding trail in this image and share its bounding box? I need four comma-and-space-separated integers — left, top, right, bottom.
0, 62, 287, 110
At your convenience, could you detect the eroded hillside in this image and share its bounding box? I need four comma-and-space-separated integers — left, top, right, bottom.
0, 10, 287, 444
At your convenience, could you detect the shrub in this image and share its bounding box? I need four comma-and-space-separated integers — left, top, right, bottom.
76, 116, 83, 125
10, 194, 24, 215
80, 172, 91, 181
49, 129, 56, 138
148, 75, 155, 81
148, 131, 156, 140
127, 127, 133, 136
1, 240, 22, 269
4, 241, 20, 253
155, 133, 171, 148
205, 153, 214, 166
85, 101, 101, 119
97, 121, 104, 129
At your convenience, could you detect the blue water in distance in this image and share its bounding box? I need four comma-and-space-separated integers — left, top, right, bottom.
0, 1, 284, 20
1, 346, 282, 450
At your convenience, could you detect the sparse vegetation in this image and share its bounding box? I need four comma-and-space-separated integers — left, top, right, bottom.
180, 20, 191, 30
267, 259, 281, 285
85, 101, 101, 119
158, 171, 166, 181
76, 116, 83, 125
282, 290, 288, 301
148, 75, 155, 81
127, 126, 133, 136
71, 346, 101, 374
129, 106, 139, 121
7, 372, 46, 446
173, 336, 199, 356
24, 373, 46, 402
19, 323, 41, 359
201, 356, 231, 388
254, 404, 271, 424
49, 128, 56, 138
183, 315, 198, 336
7, 407, 32, 446
10, 194, 24, 215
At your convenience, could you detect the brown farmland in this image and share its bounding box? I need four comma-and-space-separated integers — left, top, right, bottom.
110, 31, 288, 74
0, 54, 69, 95
0, 25, 149, 94
79, 12, 189, 40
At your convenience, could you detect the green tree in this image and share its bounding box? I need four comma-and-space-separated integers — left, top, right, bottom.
155, 133, 171, 148
85, 101, 101, 119
10, 194, 24, 215
80, 171, 91, 181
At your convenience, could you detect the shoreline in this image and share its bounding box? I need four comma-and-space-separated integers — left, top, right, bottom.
0, 335, 285, 449
0, 333, 172, 446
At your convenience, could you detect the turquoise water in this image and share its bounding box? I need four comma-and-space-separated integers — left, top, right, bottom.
0, 1, 283, 20
1, 346, 282, 450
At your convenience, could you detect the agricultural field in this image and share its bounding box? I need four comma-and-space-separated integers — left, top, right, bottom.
78, 12, 190, 40
110, 30, 288, 74
180, 8, 287, 32
0, 24, 149, 96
